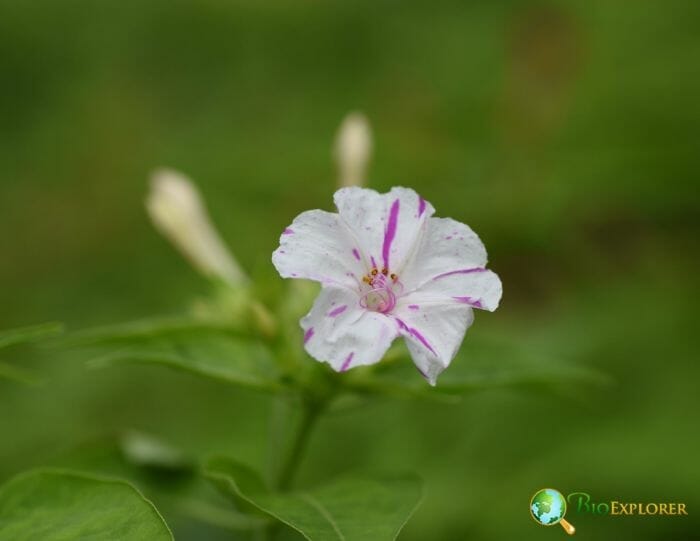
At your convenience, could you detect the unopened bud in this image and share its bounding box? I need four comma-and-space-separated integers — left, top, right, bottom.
146, 168, 247, 286
334, 112, 372, 187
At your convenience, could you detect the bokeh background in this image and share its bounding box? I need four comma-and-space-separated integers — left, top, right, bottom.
1, 1, 698, 539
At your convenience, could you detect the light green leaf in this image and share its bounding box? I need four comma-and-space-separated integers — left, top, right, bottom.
346, 334, 611, 399
0, 469, 172, 541
0, 322, 63, 350
79, 324, 283, 392
205, 457, 422, 541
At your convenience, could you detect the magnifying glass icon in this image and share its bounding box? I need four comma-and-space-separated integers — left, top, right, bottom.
530, 488, 576, 535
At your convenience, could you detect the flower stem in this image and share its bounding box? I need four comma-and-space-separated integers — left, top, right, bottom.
262, 397, 324, 541
275, 398, 322, 491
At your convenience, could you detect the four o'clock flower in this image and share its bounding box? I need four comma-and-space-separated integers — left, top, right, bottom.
272, 187, 502, 385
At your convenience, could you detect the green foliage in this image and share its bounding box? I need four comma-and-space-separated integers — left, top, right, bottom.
71, 318, 284, 392
0, 322, 63, 350
0, 469, 172, 541
205, 457, 422, 541
68, 313, 606, 402
345, 333, 610, 400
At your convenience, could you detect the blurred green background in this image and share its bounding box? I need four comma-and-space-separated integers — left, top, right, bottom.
1, 0, 698, 539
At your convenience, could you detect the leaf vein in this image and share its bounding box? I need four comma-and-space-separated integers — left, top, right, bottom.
299, 492, 346, 541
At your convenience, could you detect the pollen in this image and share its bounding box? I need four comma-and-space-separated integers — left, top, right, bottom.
370, 268, 378, 276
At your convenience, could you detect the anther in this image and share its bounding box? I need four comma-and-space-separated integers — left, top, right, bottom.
381, 268, 388, 276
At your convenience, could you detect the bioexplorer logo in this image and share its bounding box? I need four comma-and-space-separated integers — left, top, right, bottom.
530, 488, 688, 535
530, 488, 576, 535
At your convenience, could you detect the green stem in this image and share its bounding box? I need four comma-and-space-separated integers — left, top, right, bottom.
262, 397, 324, 541
276, 399, 322, 491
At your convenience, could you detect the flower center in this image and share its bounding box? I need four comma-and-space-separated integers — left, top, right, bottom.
359, 267, 402, 314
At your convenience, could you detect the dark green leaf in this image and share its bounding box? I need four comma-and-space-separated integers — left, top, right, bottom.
205, 457, 422, 541
0, 469, 172, 540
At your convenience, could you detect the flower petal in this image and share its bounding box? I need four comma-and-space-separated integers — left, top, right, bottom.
301, 287, 398, 372
334, 187, 434, 273
393, 303, 474, 385
403, 268, 502, 312
272, 210, 365, 288
399, 216, 489, 292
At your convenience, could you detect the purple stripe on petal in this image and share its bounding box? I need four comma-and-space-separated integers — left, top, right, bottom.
418, 196, 426, 217
409, 327, 437, 355
415, 365, 429, 379
283, 228, 294, 235
382, 199, 400, 269
327, 305, 348, 317
303, 327, 314, 344
340, 352, 354, 372
395, 318, 437, 355
433, 267, 486, 280
370, 255, 377, 268
352, 248, 361, 261
408, 304, 420, 310
453, 296, 483, 308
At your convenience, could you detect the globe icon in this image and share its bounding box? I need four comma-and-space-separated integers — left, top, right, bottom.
530, 488, 576, 535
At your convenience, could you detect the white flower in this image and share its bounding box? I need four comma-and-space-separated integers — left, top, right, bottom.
146, 168, 247, 286
334, 112, 372, 188
272, 187, 502, 385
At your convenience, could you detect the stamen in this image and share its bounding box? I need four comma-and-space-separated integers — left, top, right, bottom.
360, 286, 396, 314
359, 264, 401, 314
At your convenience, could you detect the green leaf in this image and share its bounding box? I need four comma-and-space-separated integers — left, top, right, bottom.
0, 322, 63, 350
75, 321, 283, 392
346, 333, 611, 400
0, 469, 173, 540
205, 457, 422, 541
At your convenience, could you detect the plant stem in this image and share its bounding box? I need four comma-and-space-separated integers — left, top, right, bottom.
275, 399, 322, 491
262, 397, 324, 541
